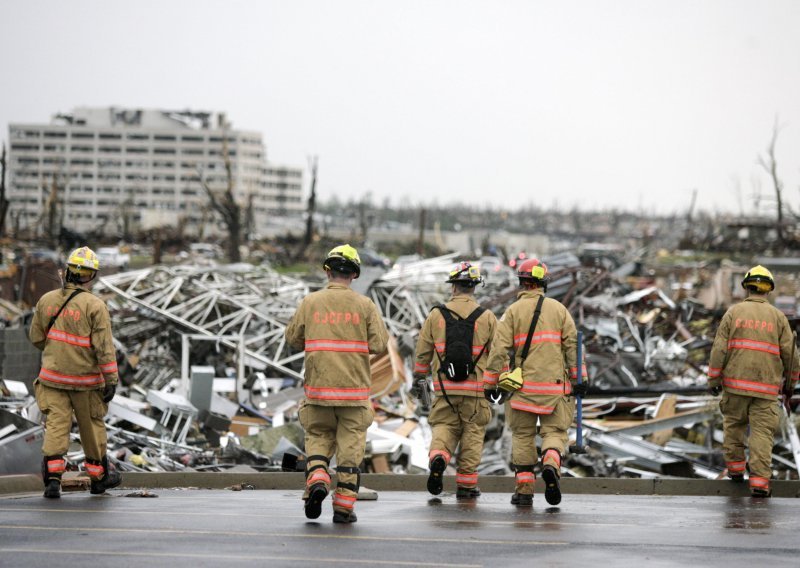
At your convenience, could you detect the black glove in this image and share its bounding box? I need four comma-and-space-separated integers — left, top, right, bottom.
102, 383, 117, 403
572, 382, 588, 397
709, 385, 722, 397
484, 388, 510, 405
410, 375, 430, 398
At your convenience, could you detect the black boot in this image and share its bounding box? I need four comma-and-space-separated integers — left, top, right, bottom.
542, 465, 562, 506
456, 486, 481, 499
304, 483, 328, 519
42, 456, 64, 499
332, 509, 358, 523
427, 455, 447, 495
511, 493, 533, 507
43, 479, 61, 498
89, 456, 122, 495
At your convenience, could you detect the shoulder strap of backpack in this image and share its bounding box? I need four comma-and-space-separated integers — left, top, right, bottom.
45, 289, 84, 335
464, 306, 489, 365
519, 295, 545, 365
434, 304, 461, 323
432, 304, 459, 414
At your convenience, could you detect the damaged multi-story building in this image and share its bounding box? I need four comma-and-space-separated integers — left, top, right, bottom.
6, 107, 304, 236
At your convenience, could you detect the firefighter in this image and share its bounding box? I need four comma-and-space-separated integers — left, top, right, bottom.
285, 244, 389, 523
708, 265, 799, 497
412, 262, 497, 499
29, 246, 122, 498
483, 258, 587, 507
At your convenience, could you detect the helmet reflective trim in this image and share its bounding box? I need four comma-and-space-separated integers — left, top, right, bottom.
517, 258, 548, 281
446, 261, 483, 285
323, 244, 361, 278
741, 265, 775, 293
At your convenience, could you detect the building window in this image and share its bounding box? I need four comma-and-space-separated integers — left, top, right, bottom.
43, 131, 67, 138
72, 132, 95, 139
154, 134, 176, 141
127, 133, 149, 140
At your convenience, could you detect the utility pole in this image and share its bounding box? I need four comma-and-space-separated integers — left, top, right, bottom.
417, 208, 426, 256
0, 144, 8, 237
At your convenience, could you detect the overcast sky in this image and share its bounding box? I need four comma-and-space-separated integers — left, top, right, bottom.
2, 1, 799, 215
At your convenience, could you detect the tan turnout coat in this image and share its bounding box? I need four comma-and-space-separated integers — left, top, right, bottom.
29, 283, 119, 391
414, 295, 497, 398
285, 282, 389, 407
708, 296, 799, 400
484, 288, 584, 414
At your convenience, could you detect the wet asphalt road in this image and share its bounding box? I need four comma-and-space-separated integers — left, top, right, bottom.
1, 489, 798, 567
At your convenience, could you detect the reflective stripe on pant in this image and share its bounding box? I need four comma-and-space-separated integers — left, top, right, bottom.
720, 391, 780, 482
298, 401, 373, 512
542, 448, 561, 470
509, 396, 573, 481
514, 467, 536, 495
428, 395, 492, 488
34, 380, 107, 460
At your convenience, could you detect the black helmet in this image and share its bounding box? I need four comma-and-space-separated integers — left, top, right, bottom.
446, 261, 483, 287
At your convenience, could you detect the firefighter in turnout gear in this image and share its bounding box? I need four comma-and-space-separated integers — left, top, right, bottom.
28, 247, 122, 498
483, 258, 587, 507
285, 244, 389, 523
413, 262, 497, 499
708, 265, 799, 497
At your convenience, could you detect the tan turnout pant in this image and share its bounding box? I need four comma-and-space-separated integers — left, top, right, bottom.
721, 391, 779, 491
299, 401, 373, 513
428, 395, 492, 488
508, 396, 574, 494
35, 380, 107, 461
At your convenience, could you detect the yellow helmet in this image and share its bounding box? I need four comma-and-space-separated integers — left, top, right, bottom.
741, 265, 775, 293
323, 244, 361, 278
66, 246, 100, 276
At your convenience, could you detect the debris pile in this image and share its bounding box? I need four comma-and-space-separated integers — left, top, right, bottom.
1, 251, 799, 482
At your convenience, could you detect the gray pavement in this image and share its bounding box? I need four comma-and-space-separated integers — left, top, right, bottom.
2, 488, 799, 567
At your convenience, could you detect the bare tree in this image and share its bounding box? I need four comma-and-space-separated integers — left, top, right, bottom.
302, 156, 318, 252
244, 192, 255, 243
758, 117, 787, 246
0, 144, 8, 236
119, 188, 135, 241
199, 136, 242, 263
38, 174, 62, 247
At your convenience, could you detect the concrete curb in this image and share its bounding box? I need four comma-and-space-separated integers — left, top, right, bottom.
0, 474, 41, 495
3, 472, 799, 497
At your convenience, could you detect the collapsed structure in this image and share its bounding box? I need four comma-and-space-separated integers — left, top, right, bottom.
2, 251, 799, 483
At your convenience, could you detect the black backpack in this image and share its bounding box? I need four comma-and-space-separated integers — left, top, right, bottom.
433, 305, 488, 410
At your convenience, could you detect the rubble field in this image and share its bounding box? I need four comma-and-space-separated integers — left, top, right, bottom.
3, 251, 800, 485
